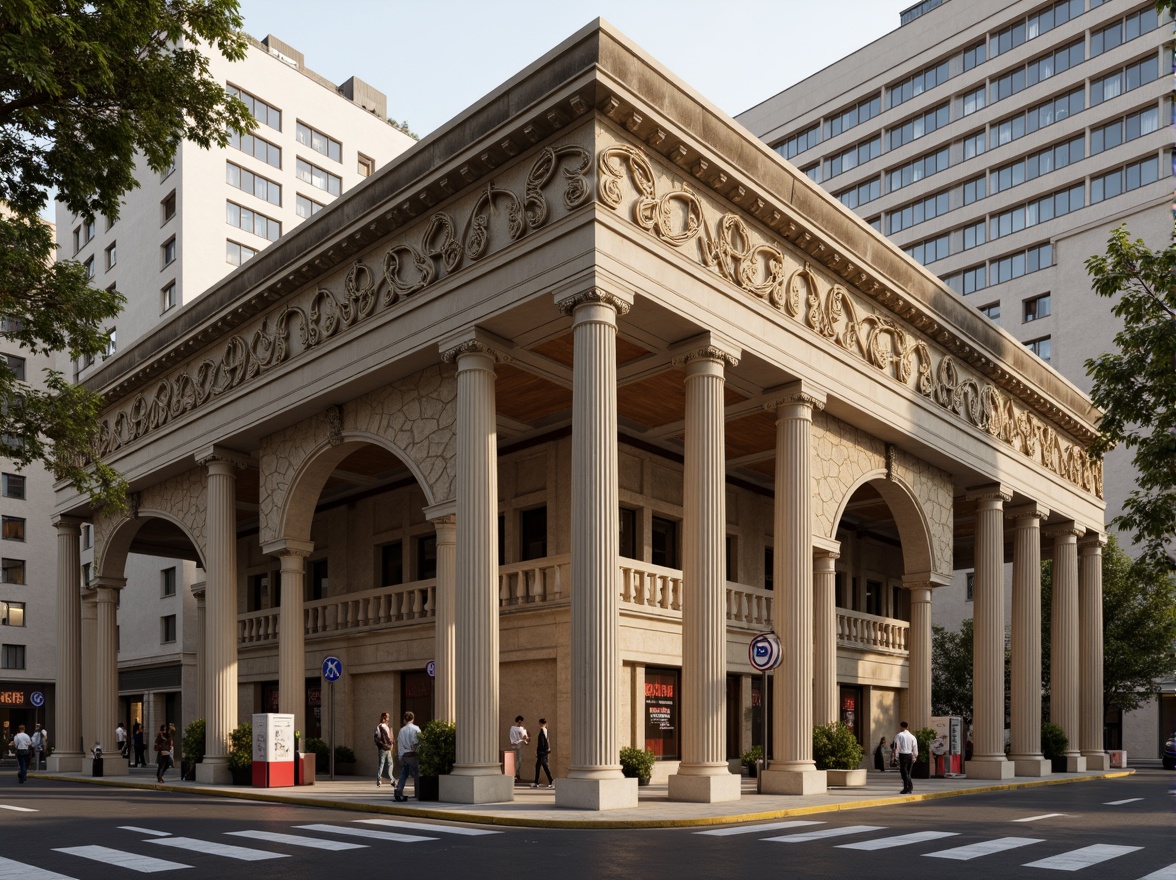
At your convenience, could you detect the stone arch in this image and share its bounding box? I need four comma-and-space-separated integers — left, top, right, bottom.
96, 510, 206, 581
830, 469, 936, 578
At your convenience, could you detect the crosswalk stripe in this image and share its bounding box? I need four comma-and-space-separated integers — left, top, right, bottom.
0, 856, 76, 879
356, 819, 501, 836
54, 845, 190, 873
147, 837, 289, 861
924, 837, 1045, 860
118, 827, 170, 837
1014, 813, 1067, 823
294, 823, 437, 843
765, 825, 886, 844
0, 805, 37, 812
1103, 798, 1143, 806
838, 830, 959, 850
1137, 865, 1176, 879
227, 830, 367, 851
696, 820, 824, 837
1023, 844, 1142, 871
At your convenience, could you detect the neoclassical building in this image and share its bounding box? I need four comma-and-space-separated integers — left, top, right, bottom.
51, 21, 1107, 809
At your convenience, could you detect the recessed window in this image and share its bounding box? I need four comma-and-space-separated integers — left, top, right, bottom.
296, 122, 342, 162
619, 507, 638, 560
228, 129, 281, 168
296, 194, 325, 219
978, 302, 1001, 320
82, 562, 91, 586
83, 256, 95, 278
161, 614, 177, 643
161, 567, 176, 597
519, 506, 548, 562
725, 535, 737, 582
226, 201, 281, 241
82, 524, 92, 549
296, 158, 341, 195
1, 601, 25, 627
380, 541, 403, 586
227, 85, 281, 131
358, 154, 375, 177
966, 571, 974, 601
416, 534, 437, 580
104, 328, 116, 359
651, 516, 679, 568
1024, 293, 1051, 322
764, 547, 773, 590
226, 161, 281, 206
1, 474, 25, 499
225, 240, 258, 266
311, 559, 328, 601
83, 219, 95, 244
161, 281, 176, 313
2, 517, 25, 541
72, 226, 81, 254
5, 355, 25, 382
2, 558, 25, 584
1, 643, 25, 669
162, 237, 176, 267
1026, 336, 1052, 363
162, 191, 176, 224
105, 242, 116, 270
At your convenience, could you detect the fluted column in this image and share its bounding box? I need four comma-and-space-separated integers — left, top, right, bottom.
1079, 534, 1108, 770
1048, 523, 1085, 772
93, 576, 127, 776
426, 505, 457, 723
49, 516, 84, 771
81, 591, 97, 762
670, 341, 742, 804
904, 581, 933, 732
196, 447, 248, 784
966, 486, 1013, 779
1008, 503, 1051, 776
762, 381, 827, 796
813, 549, 840, 727
438, 334, 512, 805
263, 539, 314, 736
554, 288, 637, 811
191, 581, 206, 731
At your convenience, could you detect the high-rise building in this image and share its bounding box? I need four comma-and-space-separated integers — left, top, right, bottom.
737, 0, 1171, 756
51, 33, 415, 749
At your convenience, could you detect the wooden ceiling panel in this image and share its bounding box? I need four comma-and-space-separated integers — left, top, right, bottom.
495, 362, 573, 424
618, 369, 687, 428
725, 410, 777, 460
531, 332, 651, 368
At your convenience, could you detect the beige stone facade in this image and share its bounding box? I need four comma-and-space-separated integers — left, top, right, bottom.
54, 21, 1105, 805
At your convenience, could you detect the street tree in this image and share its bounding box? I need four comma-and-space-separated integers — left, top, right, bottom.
932, 616, 1012, 724
1084, 222, 1176, 570
0, 0, 255, 506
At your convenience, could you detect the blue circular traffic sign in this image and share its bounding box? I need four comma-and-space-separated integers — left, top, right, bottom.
30, 691, 44, 708
749, 633, 782, 671
426, 660, 436, 678
321, 656, 342, 682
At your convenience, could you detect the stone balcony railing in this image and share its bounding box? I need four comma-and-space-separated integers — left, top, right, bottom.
236, 555, 907, 656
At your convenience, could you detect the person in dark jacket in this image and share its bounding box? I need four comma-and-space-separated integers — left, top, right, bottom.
153, 723, 173, 784
531, 718, 553, 788
874, 736, 888, 772
131, 722, 147, 767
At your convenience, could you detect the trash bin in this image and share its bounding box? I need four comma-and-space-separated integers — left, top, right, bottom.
92, 756, 103, 778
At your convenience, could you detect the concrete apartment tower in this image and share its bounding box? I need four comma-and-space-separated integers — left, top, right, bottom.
50, 33, 415, 766
737, 0, 1171, 756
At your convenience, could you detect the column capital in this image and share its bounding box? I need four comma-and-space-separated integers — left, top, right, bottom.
1007, 501, 1050, 523
439, 327, 513, 364
190, 580, 206, 600
424, 500, 457, 523
1078, 532, 1107, 554
902, 571, 951, 591
261, 538, 315, 559
554, 286, 633, 317
764, 380, 828, 414
195, 445, 253, 469
670, 332, 742, 370
965, 483, 1012, 504
52, 515, 85, 534
1044, 521, 1085, 541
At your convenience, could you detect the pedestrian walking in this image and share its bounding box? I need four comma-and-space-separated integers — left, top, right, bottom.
509, 715, 529, 782
131, 722, 147, 767
531, 718, 553, 788
894, 721, 918, 794
153, 723, 174, 784
31, 724, 46, 771
9, 725, 31, 783
393, 711, 421, 802
874, 736, 888, 772
375, 711, 394, 787
115, 722, 128, 758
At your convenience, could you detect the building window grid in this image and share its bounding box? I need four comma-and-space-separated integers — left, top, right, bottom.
1, 473, 25, 499
296, 194, 326, 219
1026, 336, 1052, 362
296, 157, 342, 196
1091, 154, 1160, 203
989, 0, 1084, 58
1091, 104, 1161, 154
226, 201, 282, 242
1091, 5, 1161, 57
226, 161, 282, 207
888, 189, 949, 235
824, 135, 881, 181
228, 129, 281, 169
2, 558, 25, 585
989, 38, 1084, 106
1, 516, 24, 541
226, 240, 259, 267
1091, 54, 1159, 106
961, 174, 987, 206
979, 302, 1001, 320
905, 233, 951, 266
961, 86, 987, 117
991, 135, 1085, 195
836, 177, 882, 210
1024, 293, 1052, 322
888, 102, 950, 151
989, 183, 1084, 241
963, 220, 987, 250
227, 85, 281, 131
887, 59, 950, 110
774, 123, 821, 161
0, 601, 24, 627
824, 94, 882, 140
1, 643, 25, 669
887, 146, 950, 193
962, 129, 985, 160
296, 122, 342, 163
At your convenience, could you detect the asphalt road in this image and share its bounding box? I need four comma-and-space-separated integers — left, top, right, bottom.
0, 769, 1171, 879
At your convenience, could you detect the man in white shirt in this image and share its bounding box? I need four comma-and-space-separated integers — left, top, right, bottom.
394, 711, 421, 803
10, 724, 32, 783
894, 721, 919, 794
115, 722, 128, 758
30, 724, 46, 770
509, 716, 529, 783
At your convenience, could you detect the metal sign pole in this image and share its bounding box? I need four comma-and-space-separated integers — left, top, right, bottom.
764, 670, 770, 773
329, 681, 335, 781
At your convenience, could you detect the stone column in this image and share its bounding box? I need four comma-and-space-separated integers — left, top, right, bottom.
438, 334, 513, 805
196, 447, 248, 784
813, 548, 840, 727
80, 590, 97, 767
762, 381, 827, 796
966, 486, 1013, 779
191, 581, 206, 731
670, 340, 742, 804
263, 539, 314, 736
904, 580, 933, 732
425, 504, 457, 723
554, 288, 637, 811
1008, 503, 1051, 776
1047, 523, 1085, 772
1079, 534, 1108, 770
93, 576, 128, 776
49, 516, 84, 771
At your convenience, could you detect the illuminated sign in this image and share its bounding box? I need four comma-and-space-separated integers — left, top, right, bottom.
0, 691, 25, 705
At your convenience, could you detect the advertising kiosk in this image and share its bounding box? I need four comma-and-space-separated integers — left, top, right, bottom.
930, 715, 963, 777
252, 713, 296, 787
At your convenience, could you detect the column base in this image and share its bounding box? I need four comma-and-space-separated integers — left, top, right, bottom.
47, 752, 83, 773
966, 757, 1014, 780
555, 776, 638, 810
668, 771, 742, 803
1082, 752, 1109, 771
439, 773, 514, 805
196, 759, 232, 784
1065, 755, 1087, 773
759, 767, 827, 795
1012, 756, 1052, 777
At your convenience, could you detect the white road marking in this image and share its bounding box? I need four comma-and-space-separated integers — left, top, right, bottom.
1137, 865, 1176, 879
1023, 844, 1142, 871
925, 837, 1045, 860
1013, 813, 1067, 822
294, 823, 436, 843
356, 818, 501, 836
0, 856, 77, 879
148, 837, 289, 861
1103, 798, 1143, 805
696, 820, 824, 836
118, 827, 171, 836
228, 830, 366, 851
0, 804, 37, 812
839, 830, 959, 850
765, 825, 886, 843
55, 845, 190, 873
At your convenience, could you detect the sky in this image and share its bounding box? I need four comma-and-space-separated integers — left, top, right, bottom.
235, 0, 915, 138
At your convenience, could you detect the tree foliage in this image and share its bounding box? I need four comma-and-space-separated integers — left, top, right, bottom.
387, 117, 418, 140
932, 616, 1011, 723
0, 0, 255, 506
1042, 536, 1176, 714
1084, 222, 1176, 570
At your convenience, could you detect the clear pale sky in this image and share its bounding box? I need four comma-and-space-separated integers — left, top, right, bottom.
235, 0, 915, 137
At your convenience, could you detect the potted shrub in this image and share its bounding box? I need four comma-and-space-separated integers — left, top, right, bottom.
619, 746, 655, 785
741, 745, 763, 778
1041, 722, 1069, 772
181, 718, 205, 781
227, 721, 252, 785
912, 726, 936, 779
333, 744, 357, 775
812, 722, 866, 786
416, 719, 456, 802
304, 737, 330, 773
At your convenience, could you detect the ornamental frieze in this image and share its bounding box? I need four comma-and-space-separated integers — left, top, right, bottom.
95, 144, 593, 457
597, 143, 1101, 499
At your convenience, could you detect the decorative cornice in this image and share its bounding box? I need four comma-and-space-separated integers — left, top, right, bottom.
1006, 501, 1050, 522
966, 484, 1013, 505
671, 346, 740, 369
440, 339, 512, 364
1044, 523, 1085, 540
555, 287, 633, 317
194, 445, 253, 470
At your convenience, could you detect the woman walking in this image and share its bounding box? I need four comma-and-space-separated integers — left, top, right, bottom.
874, 736, 888, 772
153, 723, 173, 784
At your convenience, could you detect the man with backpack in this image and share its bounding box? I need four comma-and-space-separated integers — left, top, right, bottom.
374, 711, 394, 787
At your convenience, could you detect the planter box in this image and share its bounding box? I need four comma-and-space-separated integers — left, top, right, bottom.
912, 761, 930, 779
230, 766, 251, 786
1050, 756, 1067, 773
417, 774, 440, 801
826, 768, 867, 787
334, 762, 357, 776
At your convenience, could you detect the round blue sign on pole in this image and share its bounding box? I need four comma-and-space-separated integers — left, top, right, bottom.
748, 633, 782, 671
321, 656, 342, 682
30, 691, 45, 708
425, 660, 436, 678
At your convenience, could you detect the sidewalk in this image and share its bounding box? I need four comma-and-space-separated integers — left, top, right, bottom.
30, 766, 1136, 828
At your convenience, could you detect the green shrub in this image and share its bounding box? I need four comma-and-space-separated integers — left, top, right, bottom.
303, 737, 330, 772
914, 727, 936, 764
227, 721, 252, 772
619, 746, 655, 781
334, 744, 356, 764
1041, 722, 1069, 760
182, 718, 205, 765
812, 722, 864, 770
417, 719, 456, 776
740, 744, 763, 768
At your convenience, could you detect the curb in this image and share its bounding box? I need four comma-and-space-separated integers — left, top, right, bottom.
27, 769, 1136, 829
